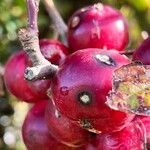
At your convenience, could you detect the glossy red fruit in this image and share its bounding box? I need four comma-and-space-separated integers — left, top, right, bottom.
40, 39, 68, 65
4, 39, 68, 103
133, 37, 150, 64
85, 120, 144, 150
51, 49, 134, 133
22, 100, 80, 150
45, 100, 92, 147
68, 3, 128, 52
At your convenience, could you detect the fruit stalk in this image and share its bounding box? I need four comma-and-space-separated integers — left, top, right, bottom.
43, 0, 67, 45
27, 0, 39, 32
18, 0, 58, 81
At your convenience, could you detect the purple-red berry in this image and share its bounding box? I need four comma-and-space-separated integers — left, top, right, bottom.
85, 120, 144, 150
51, 48, 134, 133
22, 100, 77, 150
45, 100, 92, 147
133, 37, 150, 64
68, 3, 128, 52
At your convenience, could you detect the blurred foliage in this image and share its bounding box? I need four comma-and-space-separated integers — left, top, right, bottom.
0, 0, 150, 64
0, 0, 150, 149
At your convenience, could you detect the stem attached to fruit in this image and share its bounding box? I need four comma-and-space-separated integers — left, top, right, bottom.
18, 0, 58, 81
120, 50, 134, 56
43, 0, 68, 45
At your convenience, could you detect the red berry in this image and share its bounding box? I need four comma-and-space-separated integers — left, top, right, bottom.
133, 37, 150, 64
40, 39, 68, 65
51, 49, 134, 133
68, 3, 128, 52
85, 120, 144, 150
22, 100, 80, 150
45, 100, 92, 147
4, 39, 68, 103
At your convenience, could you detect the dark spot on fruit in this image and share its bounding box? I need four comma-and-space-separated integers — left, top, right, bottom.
78, 91, 92, 105
95, 54, 116, 66
71, 16, 80, 28
80, 118, 93, 129
60, 86, 69, 96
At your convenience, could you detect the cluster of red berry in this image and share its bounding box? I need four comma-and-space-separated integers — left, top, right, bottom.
4, 3, 150, 150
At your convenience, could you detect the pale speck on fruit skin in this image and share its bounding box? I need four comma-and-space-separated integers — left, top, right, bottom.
80, 94, 90, 104
78, 92, 92, 105
88, 128, 101, 134
55, 109, 61, 118
141, 31, 149, 40
71, 16, 80, 28
122, 54, 128, 59
95, 54, 116, 66
80, 8, 87, 12
94, 3, 104, 11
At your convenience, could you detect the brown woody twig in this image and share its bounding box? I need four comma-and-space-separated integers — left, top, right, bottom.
18, 0, 58, 81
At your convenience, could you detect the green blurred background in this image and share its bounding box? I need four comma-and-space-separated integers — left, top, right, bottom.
0, 0, 150, 149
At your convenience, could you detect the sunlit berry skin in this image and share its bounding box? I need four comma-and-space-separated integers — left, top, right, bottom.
22, 100, 80, 150
133, 37, 150, 64
51, 49, 134, 133
45, 100, 91, 147
68, 3, 128, 52
4, 40, 68, 103
85, 120, 144, 150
